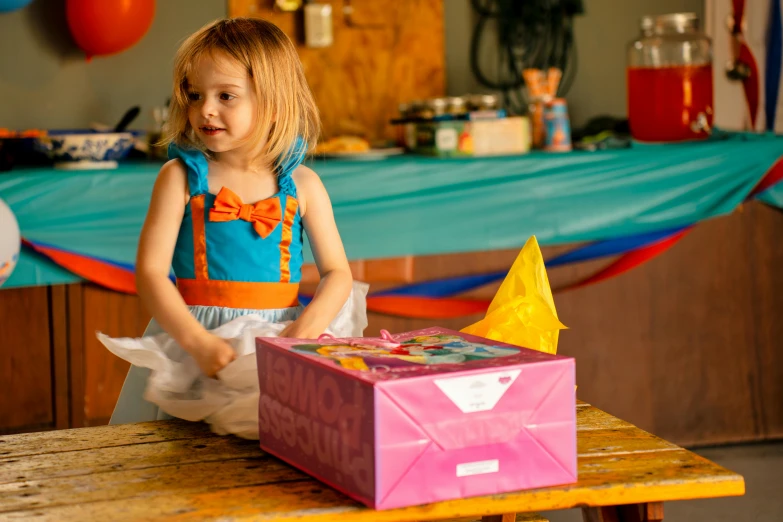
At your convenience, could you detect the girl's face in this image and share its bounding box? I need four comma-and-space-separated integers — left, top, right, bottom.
186, 51, 258, 154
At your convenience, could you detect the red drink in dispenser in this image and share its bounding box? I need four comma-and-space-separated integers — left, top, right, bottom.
627, 65, 713, 142
627, 13, 713, 142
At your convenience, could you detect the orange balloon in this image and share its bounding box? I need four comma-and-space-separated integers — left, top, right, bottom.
66, 0, 156, 59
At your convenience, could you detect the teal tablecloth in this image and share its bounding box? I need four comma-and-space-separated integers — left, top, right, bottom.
1, 132, 781, 289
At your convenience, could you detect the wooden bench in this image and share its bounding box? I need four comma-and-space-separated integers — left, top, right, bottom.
0, 402, 743, 521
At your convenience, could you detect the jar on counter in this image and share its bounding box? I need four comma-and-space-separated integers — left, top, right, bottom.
446, 96, 468, 116
397, 102, 411, 119
405, 100, 424, 119
627, 13, 713, 142
468, 93, 500, 111
421, 98, 448, 119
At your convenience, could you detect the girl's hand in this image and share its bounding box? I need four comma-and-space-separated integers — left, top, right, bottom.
279, 320, 324, 339
189, 334, 237, 378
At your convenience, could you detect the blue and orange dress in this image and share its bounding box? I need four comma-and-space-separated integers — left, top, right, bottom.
110, 142, 308, 424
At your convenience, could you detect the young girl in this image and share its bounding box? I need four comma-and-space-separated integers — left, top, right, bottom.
109, 17, 363, 426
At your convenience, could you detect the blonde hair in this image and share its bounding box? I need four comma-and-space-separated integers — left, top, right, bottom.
163, 17, 319, 170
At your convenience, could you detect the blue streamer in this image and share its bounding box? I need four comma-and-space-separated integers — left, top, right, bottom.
544, 226, 689, 267
371, 272, 507, 298
372, 226, 688, 298
24, 227, 689, 301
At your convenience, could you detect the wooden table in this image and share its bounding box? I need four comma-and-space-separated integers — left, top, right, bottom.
0, 402, 744, 521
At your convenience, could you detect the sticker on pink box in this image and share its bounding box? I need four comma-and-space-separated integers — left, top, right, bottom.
256, 326, 576, 510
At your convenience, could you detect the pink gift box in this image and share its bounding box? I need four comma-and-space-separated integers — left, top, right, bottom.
256, 327, 576, 510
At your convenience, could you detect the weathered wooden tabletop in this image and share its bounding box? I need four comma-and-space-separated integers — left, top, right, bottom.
0, 402, 744, 522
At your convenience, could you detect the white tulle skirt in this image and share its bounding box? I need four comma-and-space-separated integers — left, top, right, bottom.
100, 281, 369, 439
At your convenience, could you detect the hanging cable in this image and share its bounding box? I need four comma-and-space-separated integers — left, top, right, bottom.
470, 0, 584, 114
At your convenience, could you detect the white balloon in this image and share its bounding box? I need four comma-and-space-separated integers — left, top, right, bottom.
0, 198, 20, 287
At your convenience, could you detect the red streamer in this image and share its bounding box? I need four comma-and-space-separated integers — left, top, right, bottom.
749, 157, 783, 197
558, 228, 692, 292
23, 240, 137, 294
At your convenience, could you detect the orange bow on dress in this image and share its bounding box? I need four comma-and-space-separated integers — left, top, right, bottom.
208, 187, 282, 238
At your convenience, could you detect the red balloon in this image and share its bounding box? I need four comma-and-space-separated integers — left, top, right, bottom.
66, 0, 156, 59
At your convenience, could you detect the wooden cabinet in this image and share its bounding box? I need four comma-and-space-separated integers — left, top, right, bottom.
0, 287, 58, 433
74, 285, 151, 426
1, 202, 782, 446
0, 285, 149, 434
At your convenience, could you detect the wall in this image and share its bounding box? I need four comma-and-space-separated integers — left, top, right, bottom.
230, 0, 445, 142
1, 1, 708, 132
444, 0, 705, 128
0, 0, 225, 132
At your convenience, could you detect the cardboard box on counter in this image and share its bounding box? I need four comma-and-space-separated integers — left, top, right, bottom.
406, 116, 531, 157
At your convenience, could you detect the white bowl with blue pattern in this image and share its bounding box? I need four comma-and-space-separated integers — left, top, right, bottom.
33, 131, 137, 170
